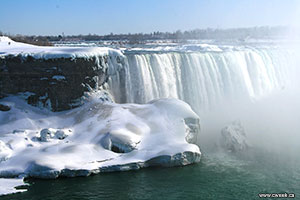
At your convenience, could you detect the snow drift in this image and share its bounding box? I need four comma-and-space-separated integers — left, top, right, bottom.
0, 95, 201, 179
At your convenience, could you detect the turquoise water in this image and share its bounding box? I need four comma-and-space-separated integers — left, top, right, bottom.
2, 150, 299, 200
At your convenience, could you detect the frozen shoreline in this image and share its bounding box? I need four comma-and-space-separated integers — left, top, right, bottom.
0, 95, 201, 178
0, 178, 27, 196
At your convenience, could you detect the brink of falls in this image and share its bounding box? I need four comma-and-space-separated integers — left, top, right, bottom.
108, 46, 298, 113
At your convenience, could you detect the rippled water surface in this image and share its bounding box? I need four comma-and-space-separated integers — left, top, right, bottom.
3, 150, 299, 200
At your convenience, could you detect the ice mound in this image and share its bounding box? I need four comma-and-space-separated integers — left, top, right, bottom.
0, 178, 27, 196
39, 128, 71, 142
220, 121, 250, 152
0, 96, 201, 179
0, 140, 12, 162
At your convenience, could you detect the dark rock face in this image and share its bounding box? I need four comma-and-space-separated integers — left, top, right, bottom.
0, 55, 112, 111
0, 103, 10, 111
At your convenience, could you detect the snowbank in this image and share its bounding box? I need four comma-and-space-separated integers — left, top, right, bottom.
0, 36, 122, 59
0, 95, 201, 179
0, 178, 27, 196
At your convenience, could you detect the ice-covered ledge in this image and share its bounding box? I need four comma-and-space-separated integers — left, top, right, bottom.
0, 96, 201, 179
0, 36, 122, 59
0, 37, 125, 111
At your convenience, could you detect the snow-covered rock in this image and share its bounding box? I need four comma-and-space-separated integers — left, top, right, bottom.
185, 118, 200, 144
0, 141, 12, 162
0, 104, 11, 112
52, 75, 66, 81
55, 130, 71, 140
0, 37, 124, 111
40, 128, 71, 141
40, 128, 56, 142
0, 36, 122, 59
0, 96, 201, 179
100, 131, 141, 153
220, 121, 250, 152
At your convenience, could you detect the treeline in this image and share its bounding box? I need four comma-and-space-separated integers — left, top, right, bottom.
10, 35, 53, 46
0, 31, 53, 46
50, 26, 288, 42
0, 26, 291, 46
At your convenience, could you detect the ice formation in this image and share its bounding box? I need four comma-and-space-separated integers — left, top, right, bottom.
0, 96, 201, 180
0, 140, 12, 162
220, 121, 250, 152
0, 178, 27, 196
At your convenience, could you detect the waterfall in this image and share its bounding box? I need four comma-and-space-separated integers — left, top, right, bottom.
107, 46, 297, 113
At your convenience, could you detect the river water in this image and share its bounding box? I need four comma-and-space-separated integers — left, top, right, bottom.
3, 150, 299, 200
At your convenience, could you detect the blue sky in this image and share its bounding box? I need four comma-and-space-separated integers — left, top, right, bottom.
0, 0, 300, 35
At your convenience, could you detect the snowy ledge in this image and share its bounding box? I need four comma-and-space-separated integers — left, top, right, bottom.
0, 37, 126, 111
0, 96, 201, 180
0, 36, 123, 59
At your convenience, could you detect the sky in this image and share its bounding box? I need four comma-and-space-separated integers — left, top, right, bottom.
0, 0, 300, 36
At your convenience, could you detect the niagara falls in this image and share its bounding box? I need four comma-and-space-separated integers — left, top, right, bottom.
1, 0, 300, 199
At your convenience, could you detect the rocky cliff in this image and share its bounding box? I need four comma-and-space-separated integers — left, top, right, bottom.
0, 37, 123, 111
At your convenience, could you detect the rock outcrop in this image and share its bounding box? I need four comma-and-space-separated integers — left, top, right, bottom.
0, 104, 10, 112
220, 121, 250, 152
0, 36, 125, 111
0, 56, 112, 111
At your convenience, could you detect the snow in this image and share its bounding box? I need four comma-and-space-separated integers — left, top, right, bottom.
0, 178, 27, 196
52, 75, 66, 81
0, 95, 201, 179
0, 36, 123, 59
39, 128, 71, 142
0, 140, 12, 161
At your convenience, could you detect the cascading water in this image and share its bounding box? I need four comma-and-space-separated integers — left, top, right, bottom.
105, 44, 300, 199
107, 45, 298, 114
